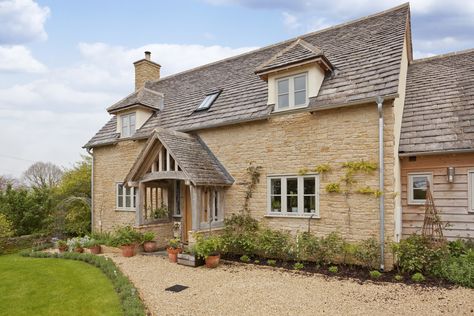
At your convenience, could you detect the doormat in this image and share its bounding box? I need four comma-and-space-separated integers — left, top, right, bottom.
165, 284, 189, 293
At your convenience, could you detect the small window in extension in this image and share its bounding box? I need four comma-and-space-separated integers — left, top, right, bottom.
196, 91, 220, 111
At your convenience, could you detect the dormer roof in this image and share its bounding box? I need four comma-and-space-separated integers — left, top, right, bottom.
107, 87, 164, 114
255, 38, 334, 79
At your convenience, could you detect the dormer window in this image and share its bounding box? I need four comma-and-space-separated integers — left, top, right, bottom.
276, 73, 307, 110
121, 112, 136, 137
196, 91, 220, 111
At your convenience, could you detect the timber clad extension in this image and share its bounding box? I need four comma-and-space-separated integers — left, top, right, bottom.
85, 3, 474, 268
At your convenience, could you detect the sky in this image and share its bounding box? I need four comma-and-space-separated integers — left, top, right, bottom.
0, 0, 473, 177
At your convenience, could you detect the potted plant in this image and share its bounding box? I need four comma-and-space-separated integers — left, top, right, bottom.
57, 240, 68, 253
194, 235, 224, 268
142, 232, 157, 253
84, 239, 101, 254
114, 225, 143, 257
177, 245, 205, 267
152, 202, 169, 220
166, 238, 182, 263
271, 199, 281, 212
73, 240, 84, 253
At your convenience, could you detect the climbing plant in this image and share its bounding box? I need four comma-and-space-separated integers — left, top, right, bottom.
242, 162, 262, 213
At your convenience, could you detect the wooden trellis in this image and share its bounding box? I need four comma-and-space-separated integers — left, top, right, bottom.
421, 183, 445, 242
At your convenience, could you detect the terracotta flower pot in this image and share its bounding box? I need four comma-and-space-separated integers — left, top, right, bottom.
58, 246, 68, 253
143, 241, 157, 253
167, 247, 182, 263
74, 247, 84, 253
89, 245, 101, 254
205, 254, 220, 268
121, 244, 136, 257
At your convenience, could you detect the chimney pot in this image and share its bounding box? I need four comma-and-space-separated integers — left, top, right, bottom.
145, 51, 151, 60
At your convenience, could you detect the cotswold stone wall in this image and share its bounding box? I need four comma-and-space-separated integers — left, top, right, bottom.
92, 140, 145, 232
198, 103, 397, 249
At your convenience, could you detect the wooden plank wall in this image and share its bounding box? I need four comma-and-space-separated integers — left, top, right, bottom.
400, 153, 474, 240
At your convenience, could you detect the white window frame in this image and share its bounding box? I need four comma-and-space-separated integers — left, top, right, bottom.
116, 183, 137, 211
267, 174, 320, 217
407, 173, 433, 205
275, 72, 308, 111
468, 170, 474, 213
121, 112, 136, 138
196, 91, 220, 111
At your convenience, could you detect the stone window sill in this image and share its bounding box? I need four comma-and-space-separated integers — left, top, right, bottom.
264, 214, 320, 219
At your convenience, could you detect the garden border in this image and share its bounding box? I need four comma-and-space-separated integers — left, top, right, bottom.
19, 245, 147, 316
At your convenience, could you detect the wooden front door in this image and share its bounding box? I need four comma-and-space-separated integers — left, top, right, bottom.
183, 185, 192, 242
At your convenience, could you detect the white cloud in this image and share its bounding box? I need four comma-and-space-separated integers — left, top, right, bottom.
282, 12, 301, 30
0, 42, 258, 176
0, 0, 50, 44
0, 45, 47, 73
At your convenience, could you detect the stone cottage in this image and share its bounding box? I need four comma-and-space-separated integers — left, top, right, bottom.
84, 3, 474, 267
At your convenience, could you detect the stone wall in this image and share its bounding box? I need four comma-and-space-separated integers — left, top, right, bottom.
198, 102, 397, 260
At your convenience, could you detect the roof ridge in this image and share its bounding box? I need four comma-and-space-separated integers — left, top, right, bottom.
149, 3, 410, 84
411, 48, 474, 64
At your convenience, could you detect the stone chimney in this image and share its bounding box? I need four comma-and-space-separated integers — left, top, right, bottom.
133, 51, 161, 91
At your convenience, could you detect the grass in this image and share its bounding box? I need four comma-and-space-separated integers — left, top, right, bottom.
0, 254, 122, 316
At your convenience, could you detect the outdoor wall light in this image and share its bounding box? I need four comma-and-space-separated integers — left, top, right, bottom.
447, 167, 455, 183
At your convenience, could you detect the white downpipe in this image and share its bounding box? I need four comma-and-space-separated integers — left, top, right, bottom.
376, 96, 385, 271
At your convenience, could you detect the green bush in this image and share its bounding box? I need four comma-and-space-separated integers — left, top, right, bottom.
112, 226, 143, 246
411, 272, 425, 282
141, 232, 155, 243
354, 237, 380, 269
319, 232, 345, 264
394, 274, 403, 281
392, 235, 448, 273
296, 232, 321, 262
240, 255, 250, 262
369, 270, 382, 279
267, 259, 276, 266
433, 249, 474, 288
222, 214, 259, 255
328, 266, 338, 273
293, 262, 304, 270
194, 235, 223, 259
256, 228, 293, 260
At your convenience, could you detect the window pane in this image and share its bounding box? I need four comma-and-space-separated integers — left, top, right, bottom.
412, 176, 428, 200
118, 184, 123, 196
125, 195, 131, 208
304, 178, 315, 194
287, 178, 298, 195
214, 191, 219, 218
278, 94, 289, 108
271, 196, 281, 212
278, 79, 289, 94
271, 179, 281, 195
287, 195, 298, 212
294, 90, 306, 106
304, 196, 316, 213
294, 75, 306, 91
129, 114, 136, 134
413, 189, 427, 200
133, 188, 137, 208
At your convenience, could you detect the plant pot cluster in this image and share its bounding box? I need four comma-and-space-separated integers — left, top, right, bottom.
193, 234, 224, 269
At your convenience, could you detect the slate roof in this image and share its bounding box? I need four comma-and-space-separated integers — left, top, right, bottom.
85, 4, 410, 148
255, 38, 329, 75
399, 49, 474, 155
126, 128, 234, 185
107, 87, 164, 113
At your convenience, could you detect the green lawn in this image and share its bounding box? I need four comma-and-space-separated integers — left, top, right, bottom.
0, 254, 122, 316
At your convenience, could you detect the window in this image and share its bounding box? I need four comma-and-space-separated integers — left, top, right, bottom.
276, 73, 307, 110
469, 171, 474, 212
116, 183, 137, 211
408, 173, 432, 205
267, 175, 319, 216
199, 188, 224, 226
174, 181, 181, 216
121, 113, 136, 137
196, 91, 220, 111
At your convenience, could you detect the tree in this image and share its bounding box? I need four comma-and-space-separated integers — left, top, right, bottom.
0, 213, 14, 238
55, 156, 92, 235
23, 162, 63, 189
0, 175, 19, 191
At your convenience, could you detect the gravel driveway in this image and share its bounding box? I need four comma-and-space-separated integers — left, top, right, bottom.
109, 254, 474, 316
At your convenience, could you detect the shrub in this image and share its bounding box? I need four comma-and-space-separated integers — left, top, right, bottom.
91, 231, 114, 246
328, 266, 338, 273
240, 255, 250, 263
433, 249, 474, 288
319, 232, 345, 264
0, 213, 14, 238
113, 226, 143, 246
222, 214, 259, 255
257, 228, 292, 260
83, 239, 100, 248
392, 235, 448, 273
369, 270, 382, 279
194, 235, 224, 259
293, 262, 304, 270
254, 260, 260, 264
296, 232, 321, 262
267, 259, 276, 266
394, 274, 403, 281
411, 272, 425, 282
354, 237, 380, 269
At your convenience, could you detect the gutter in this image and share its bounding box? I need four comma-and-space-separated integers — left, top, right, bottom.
86, 147, 94, 233
399, 148, 474, 157
376, 96, 385, 271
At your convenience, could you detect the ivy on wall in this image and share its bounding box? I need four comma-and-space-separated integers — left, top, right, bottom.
242, 162, 262, 214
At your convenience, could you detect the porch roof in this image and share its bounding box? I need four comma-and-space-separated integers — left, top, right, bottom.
125, 128, 234, 186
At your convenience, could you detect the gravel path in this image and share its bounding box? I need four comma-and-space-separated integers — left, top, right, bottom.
109, 254, 474, 316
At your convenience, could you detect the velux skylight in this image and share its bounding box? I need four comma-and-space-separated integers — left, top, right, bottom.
196, 91, 220, 111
